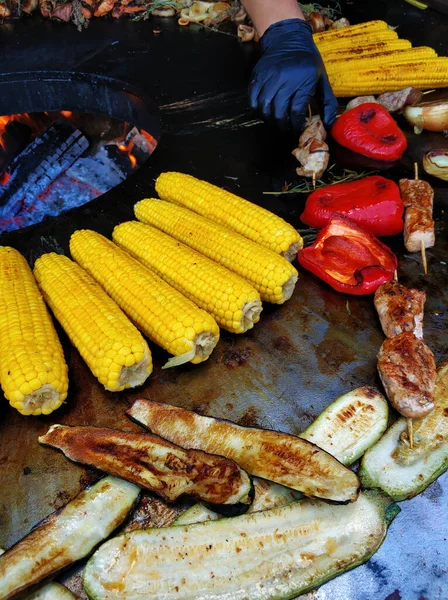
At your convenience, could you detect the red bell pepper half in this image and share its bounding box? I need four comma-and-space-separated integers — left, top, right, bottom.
331, 103, 407, 161
300, 175, 404, 236
297, 214, 397, 295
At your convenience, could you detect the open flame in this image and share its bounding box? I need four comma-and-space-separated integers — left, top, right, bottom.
117, 140, 137, 168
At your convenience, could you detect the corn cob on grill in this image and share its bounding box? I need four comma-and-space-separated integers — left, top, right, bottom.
320, 40, 412, 62
135, 199, 298, 305
330, 59, 448, 96
34, 253, 152, 391
70, 230, 220, 367
113, 221, 263, 334
155, 172, 302, 260
0, 247, 68, 416
313, 19, 389, 42
325, 47, 437, 74
316, 30, 399, 54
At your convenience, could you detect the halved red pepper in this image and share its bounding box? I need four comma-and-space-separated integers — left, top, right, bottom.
331, 103, 407, 161
297, 214, 397, 295
300, 176, 404, 236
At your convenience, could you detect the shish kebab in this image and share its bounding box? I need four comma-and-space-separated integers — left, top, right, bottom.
400, 164, 435, 274
374, 280, 437, 447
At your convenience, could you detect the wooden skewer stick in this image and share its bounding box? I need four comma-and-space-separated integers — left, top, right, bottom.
312, 172, 316, 190
394, 269, 398, 281
407, 418, 414, 449
414, 161, 428, 275
308, 104, 312, 121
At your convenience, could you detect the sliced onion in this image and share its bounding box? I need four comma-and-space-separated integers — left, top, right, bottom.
423, 149, 448, 181
404, 101, 448, 133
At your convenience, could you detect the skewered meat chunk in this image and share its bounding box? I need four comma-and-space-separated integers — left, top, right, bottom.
377, 332, 436, 418
399, 179, 434, 209
374, 281, 426, 339
292, 116, 329, 179
377, 87, 423, 113
404, 205, 435, 252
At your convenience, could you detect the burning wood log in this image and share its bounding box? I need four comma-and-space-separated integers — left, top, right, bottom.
0, 121, 33, 175
0, 122, 89, 226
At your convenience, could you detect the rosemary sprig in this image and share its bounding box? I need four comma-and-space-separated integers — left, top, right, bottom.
299, 1, 342, 20
263, 169, 377, 196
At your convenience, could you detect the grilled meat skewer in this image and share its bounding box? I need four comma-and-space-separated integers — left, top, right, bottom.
377, 332, 436, 419
374, 281, 426, 339
399, 178, 435, 253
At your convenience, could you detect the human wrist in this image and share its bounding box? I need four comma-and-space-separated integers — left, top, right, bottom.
241, 0, 305, 37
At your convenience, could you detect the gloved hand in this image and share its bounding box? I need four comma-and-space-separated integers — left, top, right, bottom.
249, 18, 338, 132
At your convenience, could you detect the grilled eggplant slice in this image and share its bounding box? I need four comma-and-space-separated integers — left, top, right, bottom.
23, 583, 77, 599
360, 362, 448, 500
0, 476, 139, 600
300, 386, 389, 465
126, 399, 360, 503
39, 424, 253, 508
84, 491, 398, 600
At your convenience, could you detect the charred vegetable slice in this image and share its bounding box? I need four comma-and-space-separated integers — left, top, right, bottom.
39, 424, 252, 508
84, 491, 398, 600
127, 399, 360, 503
24, 583, 77, 599
175, 478, 301, 525
0, 476, 139, 600
360, 363, 448, 500
300, 386, 389, 465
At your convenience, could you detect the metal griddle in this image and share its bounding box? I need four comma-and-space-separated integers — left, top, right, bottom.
0, 1, 447, 598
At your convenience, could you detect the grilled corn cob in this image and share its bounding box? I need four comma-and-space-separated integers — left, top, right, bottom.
34, 253, 152, 391
325, 47, 437, 75
316, 30, 399, 54
155, 172, 302, 260
113, 221, 262, 334
320, 40, 412, 62
0, 247, 68, 416
313, 20, 389, 43
330, 59, 448, 96
70, 230, 220, 366
135, 199, 298, 304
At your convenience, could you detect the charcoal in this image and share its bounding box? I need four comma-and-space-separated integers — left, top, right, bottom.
0, 120, 33, 174
0, 122, 89, 222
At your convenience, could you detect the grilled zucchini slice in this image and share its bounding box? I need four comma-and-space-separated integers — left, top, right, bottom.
0, 477, 139, 600
84, 491, 399, 600
300, 386, 389, 465
360, 363, 448, 500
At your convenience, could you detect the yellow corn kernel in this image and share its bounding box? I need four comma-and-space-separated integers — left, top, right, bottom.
155, 172, 302, 260
70, 230, 220, 366
33, 253, 152, 391
313, 20, 389, 43
330, 58, 448, 96
316, 30, 399, 54
0, 247, 68, 416
134, 199, 298, 305
325, 47, 437, 75
113, 221, 262, 334
320, 39, 412, 62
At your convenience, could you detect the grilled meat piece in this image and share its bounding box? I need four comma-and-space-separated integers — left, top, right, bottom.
345, 96, 377, 111
377, 332, 436, 418
399, 179, 434, 209
377, 88, 423, 113
39, 424, 253, 507
374, 281, 426, 339
292, 116, 329, 179
404, 205, 435, 252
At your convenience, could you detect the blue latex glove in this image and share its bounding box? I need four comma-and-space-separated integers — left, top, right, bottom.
249, 18, 338, 132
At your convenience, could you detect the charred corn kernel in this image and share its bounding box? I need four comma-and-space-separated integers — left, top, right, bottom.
313, 19, 389, 42
70, 230, 220, 367
135, 199, 298, 304
113, 221, 262, 334
316, 30, 399, 53
325, 47, 437, 74
33, 253, 152, 391
155, 172, 302, 260
320, 40, 412, 62
330, 59, 448, 96
0, 247, 68, 416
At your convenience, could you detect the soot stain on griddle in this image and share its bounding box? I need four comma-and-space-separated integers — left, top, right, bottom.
384, 591, 402, 600
221, 346, 251, 369
239, 405, 261, 428
422, 479, 443, 503
315, 338, 355, 375
273, 335, 293, 352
